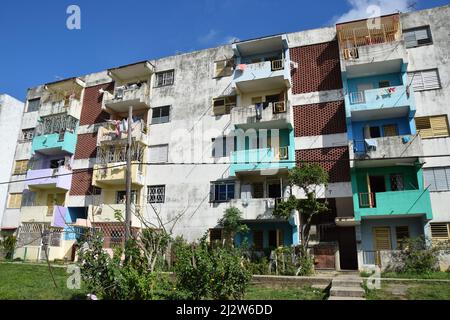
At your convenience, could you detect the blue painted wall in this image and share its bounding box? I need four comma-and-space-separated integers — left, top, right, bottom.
64, 207, 88, 241
351, 117, 412, 142
347, 73, 403, 93
360, 217, 425, 251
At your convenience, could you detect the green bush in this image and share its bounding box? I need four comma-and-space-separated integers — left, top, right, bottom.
0, 236, 17, 260
388, 237, 449, 275
174, 239, 251, 300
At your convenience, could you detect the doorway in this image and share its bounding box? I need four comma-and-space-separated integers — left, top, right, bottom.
369, 176, 386, 193
267, 180, 282, 199
338, 227, 359, 270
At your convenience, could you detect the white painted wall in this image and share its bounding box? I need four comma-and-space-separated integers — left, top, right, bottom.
0, 95, 24, 230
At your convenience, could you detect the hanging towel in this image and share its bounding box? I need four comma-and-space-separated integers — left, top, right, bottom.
255, 103, 263, 120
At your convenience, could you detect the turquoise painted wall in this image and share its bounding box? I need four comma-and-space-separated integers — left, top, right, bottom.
230, 128, 294, 176
234, 221, 297, 249
32, 131, 78, 155
351, 165, 433, 220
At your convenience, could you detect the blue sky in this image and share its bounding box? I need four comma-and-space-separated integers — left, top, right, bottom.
0, 0, 448, 100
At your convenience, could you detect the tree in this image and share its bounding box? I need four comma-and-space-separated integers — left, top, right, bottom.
218, 207, 249, 247
274, 163, 329, 257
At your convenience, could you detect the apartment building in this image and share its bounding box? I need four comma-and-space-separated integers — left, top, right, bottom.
5, 4, 450, 270
0, 94, 24, 236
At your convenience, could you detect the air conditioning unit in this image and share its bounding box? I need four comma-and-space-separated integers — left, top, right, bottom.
278, 146, 289, 160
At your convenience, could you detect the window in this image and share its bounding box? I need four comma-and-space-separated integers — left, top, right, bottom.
148, 185, 166, 203
253, 230, 264, 251
210, 181, 235, 202
26, 98, 40, 112
155, 70, 174, 87
116, 190, 137, 204
383, 124, 398, 137
430, 223, 450, 241
21, 129, 34, 142
212, 96, 236, 116
92, 187, 102, 196
423, 167, 450, 192
395, 226, 410, 248
209, 229, 223, 243
214, 59, 234, 78
7, 193, 22, 209
151, 106, 170, 124
50, 159, 64, 169
13, 160, 29, 175
22, 191, 36, 207
415, 115, 449, 138
408, 69, 441, 91
390, 174, 404, 191
252, 183, 264, 199
369, 126, 381, 138
149, 144, 169, 163
268, 230, 284, 248
379, 80, 390, 88
404, 26, 432, 48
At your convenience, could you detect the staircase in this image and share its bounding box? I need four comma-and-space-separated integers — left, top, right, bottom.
328, 272, 366, 300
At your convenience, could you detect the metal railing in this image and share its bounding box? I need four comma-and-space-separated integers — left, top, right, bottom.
96, 143, 145, 165
359, 192, 375, 208
349, 91, 366, 104
35, 114, 78, 136
362, 250, 382, 266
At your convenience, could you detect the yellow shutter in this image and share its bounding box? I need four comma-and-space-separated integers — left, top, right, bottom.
415, 117, 433, 138
430, 116, 449, 137
8, 193, 22, 209
383, 124, 398, 137
373, 227, 392, 250
13, 160, 29, 175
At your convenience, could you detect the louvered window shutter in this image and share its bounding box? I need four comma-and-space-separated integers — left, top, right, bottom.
433, 168, 448, 191
423, 169, 436, 191
422, 70, 440, 90
149, 145, 168, 163
415, 117, 433, 138
404, 31, 418, 48
430, 116, 449, 137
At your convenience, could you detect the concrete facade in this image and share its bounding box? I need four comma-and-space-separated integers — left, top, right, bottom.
3, 5, 450, 268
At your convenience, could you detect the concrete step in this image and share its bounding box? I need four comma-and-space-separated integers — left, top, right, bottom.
332, 279, 363, 287
330, 286, 365, 298
328, 296, 366, 300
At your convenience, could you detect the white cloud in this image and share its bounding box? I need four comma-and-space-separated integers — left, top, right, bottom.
333, 0, 415, 24
223, 36, 240, 44
198, 29, 240, 46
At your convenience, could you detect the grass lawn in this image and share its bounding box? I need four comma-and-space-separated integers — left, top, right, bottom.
0, 262, 86, 300
381, 271, 450, 280
245, 285, 326, 300
366, 281, 450, 300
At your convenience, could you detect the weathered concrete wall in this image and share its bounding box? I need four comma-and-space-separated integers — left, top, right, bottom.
0, 95, 24, 230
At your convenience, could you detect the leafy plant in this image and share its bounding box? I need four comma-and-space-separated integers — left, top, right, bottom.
173, 239, 251, 300
218, 207, 249, 247
0, 236, 17, 260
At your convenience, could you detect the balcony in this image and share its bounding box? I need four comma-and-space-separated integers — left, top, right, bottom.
347, 85, 413, 121
97, 120, 149, 146
39, 97, 81, 119
92, 163, 145, 188
229, 198, 282, 220
88, 204, 142, 227
336, 14, 407, 76
25, 167, 72, 191
32, 131, 77, 155
21, 205, 68, 227
103, 61, 154, 113
102, 84, 150, 113
231, 101, 291, 129
351, 134, 423, 165
355, 189, 432, 221
230, 147, 294, 176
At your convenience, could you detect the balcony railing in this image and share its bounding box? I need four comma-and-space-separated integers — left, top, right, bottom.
231, 101, 288, 126
26, 166, 72, 191
35, 114, 78, 137
39, 97, 81, 118
352, 135, 422, 160
348, 85, 410, 109
359, 192, 375, 208
349, 91, 365, 104
97, 120, 149, 145
96, 142, 145, 165
103, 83, 150, 111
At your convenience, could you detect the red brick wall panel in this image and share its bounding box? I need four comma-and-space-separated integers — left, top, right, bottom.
290, 41, 342, 94
80, 83, 113, 126
70, 169, 94, 196
293, 100, 346, 137
296, 147, 350, 183
75, 133, 98, 160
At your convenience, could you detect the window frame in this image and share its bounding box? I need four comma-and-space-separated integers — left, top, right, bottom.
403, 26, 433, 48
147, 185, 166, 204
151, 106, 171, 125
20, 129, 35, 142
210, 181, 235, 203
148, 144, 169, 163
415, 115, 449, 139
7, 193, 22, 209
408, 69, 441, 92
26, 98, 40, 113
13, 160, 29, 175
154, 70, 175, 88
430, 223, 450, 241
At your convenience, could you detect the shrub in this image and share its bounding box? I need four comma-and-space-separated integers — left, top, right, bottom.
1, 235, 17, 260
388, 236, 450, 274
173, 239, 251, 300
